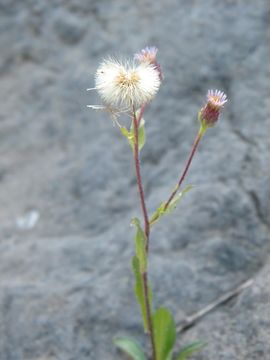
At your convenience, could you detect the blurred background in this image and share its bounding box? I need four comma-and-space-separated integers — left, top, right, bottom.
0, 1, 269, 359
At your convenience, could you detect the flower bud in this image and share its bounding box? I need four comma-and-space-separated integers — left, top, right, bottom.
134, 46, 163, 80
199, 89, 227, 128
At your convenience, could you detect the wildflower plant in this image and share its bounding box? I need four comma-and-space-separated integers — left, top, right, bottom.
88, 47, 227, 360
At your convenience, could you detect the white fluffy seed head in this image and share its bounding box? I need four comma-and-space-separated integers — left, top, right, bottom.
95, 59, 161, 109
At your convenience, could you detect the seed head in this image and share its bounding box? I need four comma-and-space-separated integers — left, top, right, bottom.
95, 59, 161, 109
199, 89, 228, 127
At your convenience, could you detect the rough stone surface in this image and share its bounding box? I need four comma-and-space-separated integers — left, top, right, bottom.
0, 1, 269, 359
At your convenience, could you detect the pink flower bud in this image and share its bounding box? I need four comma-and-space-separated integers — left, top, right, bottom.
199, 89, 227, 127
134, 46, 163, 80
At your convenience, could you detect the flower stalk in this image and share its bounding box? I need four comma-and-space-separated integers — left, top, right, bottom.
132, 108, 156, 360
163, 125, 206, 212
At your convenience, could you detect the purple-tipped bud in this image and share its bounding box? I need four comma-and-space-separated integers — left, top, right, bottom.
199, 89, 228, 127
134, 46, 158, 63
134, 46, 163, 80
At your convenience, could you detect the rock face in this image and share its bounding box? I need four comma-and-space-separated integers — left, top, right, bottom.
0, 1, 269, 359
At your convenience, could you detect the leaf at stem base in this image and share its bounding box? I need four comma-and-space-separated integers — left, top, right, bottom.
113, 337, 146, 360
175, 341, 207, 360
152, 307, 176, 360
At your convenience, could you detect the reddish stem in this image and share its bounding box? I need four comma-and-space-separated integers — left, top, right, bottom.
164, 127, 205, 211
133, 108, 156, 360
133, 108, 150, 245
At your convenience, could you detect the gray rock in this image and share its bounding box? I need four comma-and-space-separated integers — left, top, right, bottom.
53, 10, 86, 45
179, 261, 270, 360
0, 0, 269, 359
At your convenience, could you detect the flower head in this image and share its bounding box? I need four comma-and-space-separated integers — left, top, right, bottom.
206, 89, 227, 109
134, 46, 163, 80
134, 46, 158, 64
95, 59, 161, 109
199, 89, 228, 127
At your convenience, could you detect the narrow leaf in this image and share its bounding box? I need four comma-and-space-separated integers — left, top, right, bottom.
130, 118, 146, 151
175, 341, 207, 360
132, 256, 152, 332
120, 126, 134, 149
149, 202, 166, 226
114, 337, 147, 360
131, 218, 147, 272
165, 353, 173, 360
150, 185, 193, 226
166, 185, 193, 213
120, 126, 130, 138
152, 307, 176, 360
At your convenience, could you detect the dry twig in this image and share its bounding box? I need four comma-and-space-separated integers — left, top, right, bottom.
176, 278, 254, 333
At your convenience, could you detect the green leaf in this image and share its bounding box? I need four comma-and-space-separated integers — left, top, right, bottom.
113, 337, 147, 360
131, 219, 152, 332
152, 307, 176, 360
131, 218, 147, 272
166, 185, 193, 213
120, 126, 130, 138
165, 353, 173, 360
175, 341, 207, 360
150, 185, 193, 226
149, 202, 166, 226
129, 118, 146, 151
120, 126, 134, 150
132, 256, 152, 332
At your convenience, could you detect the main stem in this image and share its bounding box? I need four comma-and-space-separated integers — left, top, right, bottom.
163, 126, 205, 211
133, 108, 156, 360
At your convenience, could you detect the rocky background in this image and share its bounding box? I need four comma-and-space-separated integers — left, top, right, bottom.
0, 0, 269, 359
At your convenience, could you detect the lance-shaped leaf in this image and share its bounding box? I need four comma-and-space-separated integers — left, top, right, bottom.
120, 126, 131, 138
175, 341, 207, 360
132, 256, 152, 332
152, 307, 176, 360
120, 118, 146, 151
150, 185, 193, 226
120, 126, 134, 149
113, 337, 147, 360
129, 118, 146, 151
131, 218, 147, 272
